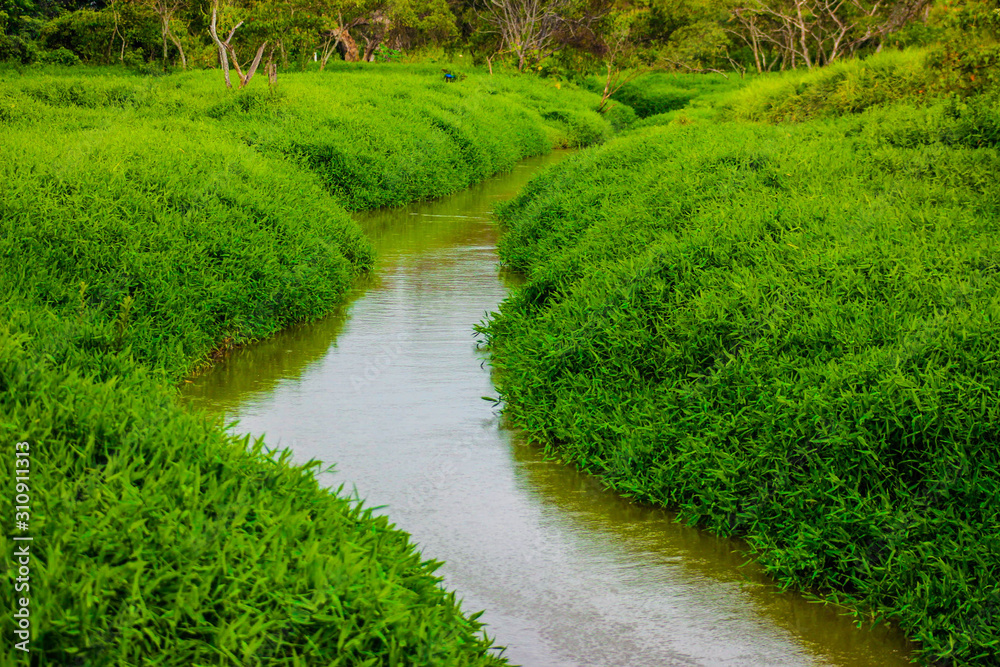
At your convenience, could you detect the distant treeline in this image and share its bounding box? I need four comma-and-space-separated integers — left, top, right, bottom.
2, 0, 995, 81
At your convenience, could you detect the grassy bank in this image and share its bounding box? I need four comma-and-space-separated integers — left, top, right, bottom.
587, 71, 744, 119
623, 46, 1000, 130
482, 88, 1000, 664
1, 63, 610, 209
0, 65, 611, 664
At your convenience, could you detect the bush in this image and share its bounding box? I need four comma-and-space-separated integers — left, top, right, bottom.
926, 41, 1000, 95
0, 34, 35, 64
541, 107, 610, 147
37, 47, 81, 66
40, 9, 117, 63
40, 7, 158, 65
587, 72, 745, 118
602, 101, 637, 131
717, 49, 940, 122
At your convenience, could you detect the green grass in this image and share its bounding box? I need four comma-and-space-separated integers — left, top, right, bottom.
0, 65, 613, 665
482, 93, 1000, 666
587, 71, 745, 119
718, 49, 932, 122
1, 325, 503, 665
1, 119, 373, 376
0, 63, 611, 210
622, 48, 997, 131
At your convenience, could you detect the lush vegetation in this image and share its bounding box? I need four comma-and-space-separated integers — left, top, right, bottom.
482, 57, 1000, 665
0, 0, 961, 84
2, 0, 997, 660
0, 66, 610, 664
0, 64, 608, 207
1, 331, 505, 665
714, 47, 998, 123
584, 71, 741, 118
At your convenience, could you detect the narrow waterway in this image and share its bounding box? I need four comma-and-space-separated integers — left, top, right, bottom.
182, 152, 915, 667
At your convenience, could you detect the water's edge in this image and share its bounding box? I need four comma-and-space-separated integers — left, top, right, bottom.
182, 151, 914, 667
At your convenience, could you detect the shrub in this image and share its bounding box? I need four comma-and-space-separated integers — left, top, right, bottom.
40, 7, 158, 65
719, 49, 932, 122
37, 47, 81, 67
0, 34, 35, 64
602, 101, 637, 131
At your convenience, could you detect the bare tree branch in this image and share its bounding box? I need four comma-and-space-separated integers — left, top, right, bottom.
208, 1, 268, 89
729, 0, 930, 70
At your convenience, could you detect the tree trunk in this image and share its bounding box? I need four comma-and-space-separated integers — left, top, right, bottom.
794, 0, 813, 68
363, 35, 380, 61
209, 1, 265, 89
208, 1, 234, 88
600, 62, 612, 110
266, 46, 277, 85
320, 35, 337, 70
160, 14, 186, 69
336, 27, 360, 62
168, 29, 186, 69
750, 17, 762, 73
109, 2, 127, 64
227, 41, 268, 88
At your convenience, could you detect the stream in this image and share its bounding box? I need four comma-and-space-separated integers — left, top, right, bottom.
182, 151, 915, 667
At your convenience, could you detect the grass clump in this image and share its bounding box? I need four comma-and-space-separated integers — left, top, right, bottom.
0, 63, 616, 664
0, 321, 504, 665
719, 49, 932, 121
588, 71, 742, 118
0, 325, 499, 666
0, 119, 373, 375
0, 64, 612, 210
617, 47, 997, 130
482, 99, 1000, 665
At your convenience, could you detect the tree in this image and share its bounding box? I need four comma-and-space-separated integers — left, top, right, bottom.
482, 0, 567, 70
595, 10, 642, 110
136, 0, 186, 68
208, 0, 268, 87
728, 0, 934, 71
480, 0, 602, 71
317, 11, 359, 66
1, 0, 38, 35
384, 0, 457, 56
592, 5, 730, 111
311, 0, 455, 66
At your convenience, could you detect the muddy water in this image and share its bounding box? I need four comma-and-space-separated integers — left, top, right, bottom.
182, 152, 915, 667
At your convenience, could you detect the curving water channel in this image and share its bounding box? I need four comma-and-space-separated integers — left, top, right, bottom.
182, 152, 915, 667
